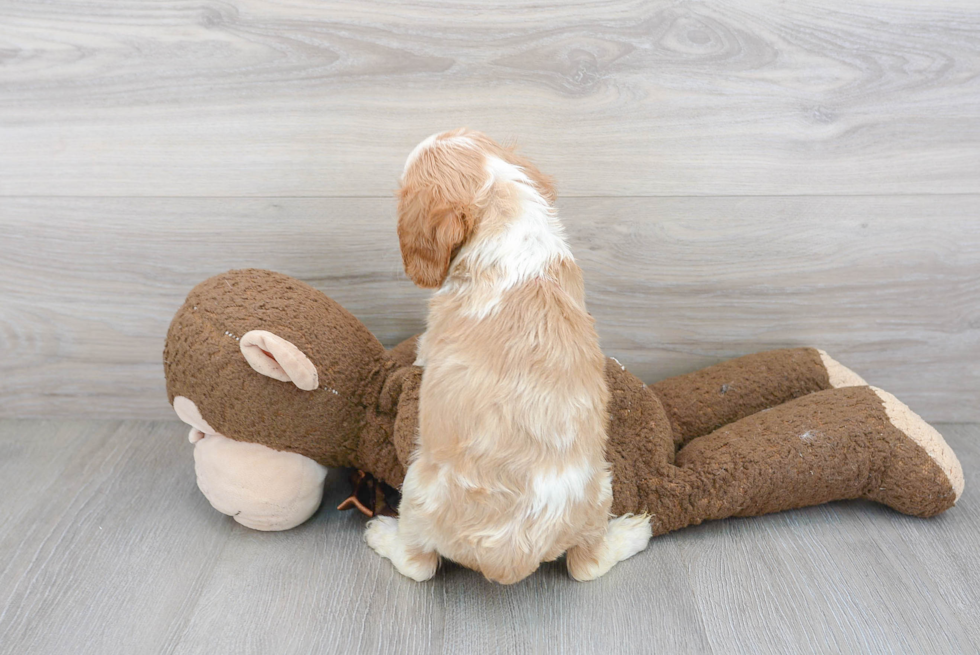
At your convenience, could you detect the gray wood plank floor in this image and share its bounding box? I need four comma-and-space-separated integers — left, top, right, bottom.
1, 419, 977, 655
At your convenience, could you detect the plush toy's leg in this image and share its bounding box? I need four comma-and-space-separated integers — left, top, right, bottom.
641, 386, 963, 536
649, 348, 866, 449
363, 516, 439, 582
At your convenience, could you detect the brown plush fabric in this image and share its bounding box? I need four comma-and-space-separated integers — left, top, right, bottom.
650, 347, 832, 448
165, 270, 961, 533
164, 269, 405, 485
377, 364, 424, 487
387, 336, 420, 369
649, 386, 957, 535
602, 359, 675, 516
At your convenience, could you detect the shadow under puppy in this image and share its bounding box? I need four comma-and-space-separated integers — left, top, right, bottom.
364, 129, 651, 583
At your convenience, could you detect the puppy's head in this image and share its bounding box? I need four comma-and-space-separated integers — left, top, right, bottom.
396, 129, 556, 288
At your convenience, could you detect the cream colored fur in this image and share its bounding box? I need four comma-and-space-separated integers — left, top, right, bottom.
567, 514, 653, 581
369, 130, 651, 584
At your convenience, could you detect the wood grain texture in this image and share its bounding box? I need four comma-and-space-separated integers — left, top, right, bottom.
1, 0, 979, 196
2, 195, 977, 421
0, 419, 977, 654
0, 420, 233, 655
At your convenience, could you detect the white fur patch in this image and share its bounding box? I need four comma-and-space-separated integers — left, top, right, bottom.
447, 156, 572, 320
605, 514, 652, 562
530, 463, 591, 519
567, 514, 652, 582
403, 132, 476, 174
364, 516, 439, 582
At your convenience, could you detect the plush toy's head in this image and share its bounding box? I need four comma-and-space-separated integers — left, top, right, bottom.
164, 269, 392, 467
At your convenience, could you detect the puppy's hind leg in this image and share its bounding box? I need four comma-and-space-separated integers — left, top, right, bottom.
364, 516, 439, 582
566, 514, 652, 582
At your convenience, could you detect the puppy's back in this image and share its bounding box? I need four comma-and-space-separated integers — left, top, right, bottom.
407, 259, 612, 581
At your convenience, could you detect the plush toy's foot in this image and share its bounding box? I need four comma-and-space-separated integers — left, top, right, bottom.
566, 514, 652, 581
660, 386, 963, 535
864, 387, 964, 514
364, 516, 439, 582
816, 349, 868, 388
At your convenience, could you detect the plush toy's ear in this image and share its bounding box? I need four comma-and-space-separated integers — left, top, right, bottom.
239, 330, 319, 391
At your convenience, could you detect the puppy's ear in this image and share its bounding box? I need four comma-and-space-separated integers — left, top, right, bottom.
397, 191, 470, 289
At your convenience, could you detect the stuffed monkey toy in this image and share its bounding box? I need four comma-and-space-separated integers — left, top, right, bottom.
164, 269, 963, 535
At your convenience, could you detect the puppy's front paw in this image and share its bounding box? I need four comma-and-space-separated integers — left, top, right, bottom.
364, 516, 399, 557
364, 517, 439, 582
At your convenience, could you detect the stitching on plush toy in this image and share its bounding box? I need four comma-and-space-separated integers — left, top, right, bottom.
200, 312, 371, 409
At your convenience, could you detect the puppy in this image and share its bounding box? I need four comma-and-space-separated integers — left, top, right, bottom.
365, 129, 651, 584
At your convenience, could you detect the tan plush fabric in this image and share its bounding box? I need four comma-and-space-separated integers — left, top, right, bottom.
239, 329, 319, 390
194, 433, 328, 531
165, 269, 963, 533
817, 349, 869, 388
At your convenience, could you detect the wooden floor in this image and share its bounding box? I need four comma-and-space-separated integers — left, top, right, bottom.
1, 419, 977, 655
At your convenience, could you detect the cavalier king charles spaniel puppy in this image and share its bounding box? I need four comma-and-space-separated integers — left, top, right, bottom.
364, 129, 651, 584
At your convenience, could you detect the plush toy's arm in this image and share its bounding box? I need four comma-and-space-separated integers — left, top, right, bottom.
649, 348, 865, 449
387, 335, 421, 369
378, 364, 423, 478
634, 385, 963, 536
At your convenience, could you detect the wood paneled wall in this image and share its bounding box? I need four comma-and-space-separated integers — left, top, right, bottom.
1, 1, 977, 420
